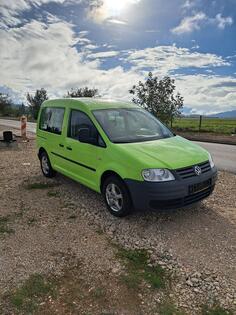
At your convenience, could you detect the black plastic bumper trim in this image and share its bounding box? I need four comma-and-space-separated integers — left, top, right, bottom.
125, 167, 217, 211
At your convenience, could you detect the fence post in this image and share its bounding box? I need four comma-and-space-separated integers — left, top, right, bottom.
199, 115, 202, 132
20, 115, 27, 140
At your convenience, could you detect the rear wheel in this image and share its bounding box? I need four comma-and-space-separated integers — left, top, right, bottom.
39, 151, 56, 178
102, 176, 132, 217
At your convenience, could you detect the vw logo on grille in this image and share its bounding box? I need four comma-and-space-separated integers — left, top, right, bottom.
194, 165, 202, 176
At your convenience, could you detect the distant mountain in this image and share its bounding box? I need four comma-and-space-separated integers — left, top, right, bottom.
208, 110, 236, 118
181, 107, 236, 118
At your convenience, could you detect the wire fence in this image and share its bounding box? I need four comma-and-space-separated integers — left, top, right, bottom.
172, 116, 236, 134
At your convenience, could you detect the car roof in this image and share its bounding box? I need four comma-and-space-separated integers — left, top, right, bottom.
42, 98, 138, 111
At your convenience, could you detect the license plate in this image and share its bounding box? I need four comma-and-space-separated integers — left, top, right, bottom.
189, 179, 211, 195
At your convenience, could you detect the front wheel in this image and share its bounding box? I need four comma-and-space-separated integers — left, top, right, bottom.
102, 176, 132, 217
39, 151, 56, 178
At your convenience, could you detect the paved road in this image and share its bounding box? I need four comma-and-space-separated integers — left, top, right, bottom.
0, 118, 36, 134
196, 141, 236, 174
0, 118, 235, 173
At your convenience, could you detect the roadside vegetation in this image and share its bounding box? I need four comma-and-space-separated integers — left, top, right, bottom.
173, 117, 236, 135
115, 246, 186, 315
115, 246, 168, 290
1, 72, 183, 126
25, 182, 60, 190
0, 215, 14, 235
4, 250, 233, 315
1, 77, 235, 137
8, 274, 56, 313
201, 304, 233, 315
130, 72, 183, 125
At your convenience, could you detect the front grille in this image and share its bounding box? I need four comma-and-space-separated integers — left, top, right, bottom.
149, 185, 214, 210
176, 160, 211, 179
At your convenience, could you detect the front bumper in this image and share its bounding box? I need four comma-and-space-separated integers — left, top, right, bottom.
125, 166, 217, 211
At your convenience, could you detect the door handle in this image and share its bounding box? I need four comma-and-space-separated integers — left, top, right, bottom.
59, 143, 64, 148
66, 146, 72, 151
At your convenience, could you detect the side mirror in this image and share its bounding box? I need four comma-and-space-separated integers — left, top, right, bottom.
78, 128, 90, 143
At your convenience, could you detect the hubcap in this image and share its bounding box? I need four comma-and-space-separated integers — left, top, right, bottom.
105, 183, 123, 212
41, 155, 49, 174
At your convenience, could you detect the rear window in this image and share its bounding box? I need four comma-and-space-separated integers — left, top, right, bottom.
39, 107, 64, 135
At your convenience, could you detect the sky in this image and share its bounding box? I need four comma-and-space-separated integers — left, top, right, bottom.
1, 0, 236, 114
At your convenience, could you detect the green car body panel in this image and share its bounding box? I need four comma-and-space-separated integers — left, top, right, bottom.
36, 98, 217, 211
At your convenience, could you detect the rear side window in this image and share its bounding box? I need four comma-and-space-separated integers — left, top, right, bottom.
39, 107, 64, 135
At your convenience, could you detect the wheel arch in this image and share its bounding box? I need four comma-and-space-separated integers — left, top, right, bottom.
38, 147, 47, 159
100, 170, 123, 192
100, 171, 133, 204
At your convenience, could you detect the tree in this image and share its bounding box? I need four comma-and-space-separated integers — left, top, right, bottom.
66, 87, 98, 98
129, 72, 184, 125
27, 88, 48, 120
18, 103, 26, 117
0, 93, 12, 116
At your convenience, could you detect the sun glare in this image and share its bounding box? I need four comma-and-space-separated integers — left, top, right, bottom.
105, 0, 131, 15
89, 0, 141, 23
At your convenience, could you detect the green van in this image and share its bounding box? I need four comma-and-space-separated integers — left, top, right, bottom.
37, 98, 217, 217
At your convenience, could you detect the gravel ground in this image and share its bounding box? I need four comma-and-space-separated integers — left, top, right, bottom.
0, 127, 235, 314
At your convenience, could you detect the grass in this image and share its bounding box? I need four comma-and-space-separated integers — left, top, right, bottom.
25, 182, 60, 190
92, 287, 105, 298
0, 207, 30, 235
47, 190, 60, 197
95, 228, 104, 235
67, 214, 77, 220
0, 216, 14, 235
116, 247, 168, 290
172, 118, 236, 135
158, 301, 186, 315
201, 305, 234, 315
27, 217, 37, 226
9, 274, 55, 312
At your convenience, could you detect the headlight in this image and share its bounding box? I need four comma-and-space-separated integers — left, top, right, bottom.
208, 154, 215, 168
142, 169, 175, 182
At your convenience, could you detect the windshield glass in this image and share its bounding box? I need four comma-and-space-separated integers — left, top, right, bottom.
93, 108, 174, 143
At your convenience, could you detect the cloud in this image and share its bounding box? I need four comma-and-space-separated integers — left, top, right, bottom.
145, 29, 159, 33
175, 74, 236, 114
0, 19, 141, 101
0, 2, 235, 114
172, 11, 233, 35
106, 18, 127, 25
77, 37, 92, 45
0, 0, 71, 27
182, 0, 196, 9
84, 44, 99, 50
88, 51, 120, 59
126, 45, 230, 75
171, 12, 207, 34
215, 13, 233, 29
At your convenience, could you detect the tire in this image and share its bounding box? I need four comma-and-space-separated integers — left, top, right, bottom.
102, 175, 132, 217
39, 151, 56, 178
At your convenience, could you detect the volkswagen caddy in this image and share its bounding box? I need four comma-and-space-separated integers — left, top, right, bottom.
37, 98, 217, 217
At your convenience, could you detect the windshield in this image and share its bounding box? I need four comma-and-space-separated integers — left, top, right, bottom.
93, 108, 174, 143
